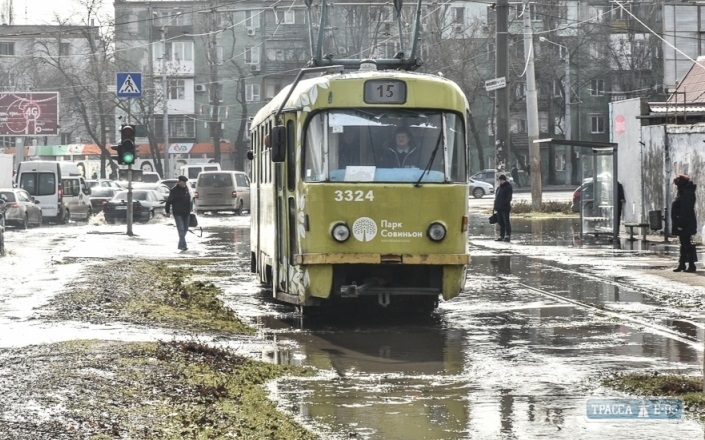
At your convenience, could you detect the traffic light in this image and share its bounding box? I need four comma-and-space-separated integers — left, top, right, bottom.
111, 143, 124, 165
120, 125, 136, 165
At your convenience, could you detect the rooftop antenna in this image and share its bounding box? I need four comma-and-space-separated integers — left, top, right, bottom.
306, 0, 424, 71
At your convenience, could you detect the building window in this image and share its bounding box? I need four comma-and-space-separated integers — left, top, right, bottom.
168, 79, 185, 100
245, 47, 260, 64
59, 43, 70, 56
517, 118, 527, 133
0, 42, 14, 56
157, 115, 195, 139
275, 9, 295, 24
171, 42, 192, 62
170, 116, 195, 138
245, 120, 251, 139
590, 115, 605, 133
452, 7, 464, 24
553, 79, 563, 98
246, 84, 261, 102
245, 10, 260, 28
529, 4, 541, 21
589, 6, 607, 22
157, 9, 189, 26
590, 43, 607, 59
515, 82, 526, 99
590, 79, 605, 96
156, 41, 194, 63
612, 4, 629, 20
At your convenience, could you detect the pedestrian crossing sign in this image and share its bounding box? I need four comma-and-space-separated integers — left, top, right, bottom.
116, 72, 142, 98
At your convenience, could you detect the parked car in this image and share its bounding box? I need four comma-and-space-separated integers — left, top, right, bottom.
86, 179, 123, 190
103, 190, 165, 224
194, 171, 250, 215
469, 178, 494, 199
0, 188, 43, 229
158, 179, 179, 189
470, 169, 514, 188
572, 177, 593, 212
132, 182, 171, 201
141, 172, 161, 183
89, 187, 119, 214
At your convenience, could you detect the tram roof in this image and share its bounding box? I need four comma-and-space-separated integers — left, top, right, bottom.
250, 69, 468, 127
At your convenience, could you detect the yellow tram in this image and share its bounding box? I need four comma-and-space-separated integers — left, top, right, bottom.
247, 1, 470, 312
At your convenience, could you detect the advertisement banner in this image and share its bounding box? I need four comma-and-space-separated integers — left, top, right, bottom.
0, 92, 59, 136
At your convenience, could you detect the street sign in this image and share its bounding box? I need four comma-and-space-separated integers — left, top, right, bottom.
116, 73, 142, 98
485, 77, 506, 92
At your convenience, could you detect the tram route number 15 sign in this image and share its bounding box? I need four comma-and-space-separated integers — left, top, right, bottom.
0, 92, 59, 136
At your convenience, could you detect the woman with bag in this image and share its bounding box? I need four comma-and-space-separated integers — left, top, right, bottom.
165, 175, 193, 251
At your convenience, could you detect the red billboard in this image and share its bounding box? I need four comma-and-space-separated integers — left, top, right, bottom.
0, 92, 59, 136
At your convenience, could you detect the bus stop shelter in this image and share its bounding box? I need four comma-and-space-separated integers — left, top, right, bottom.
536, 139, 619, 242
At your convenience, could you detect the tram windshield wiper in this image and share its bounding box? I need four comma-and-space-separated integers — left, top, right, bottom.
415, 131, 443, 187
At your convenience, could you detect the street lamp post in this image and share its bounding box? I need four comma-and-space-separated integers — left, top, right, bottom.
540, 36, 572, 185
160, 25, 170, 179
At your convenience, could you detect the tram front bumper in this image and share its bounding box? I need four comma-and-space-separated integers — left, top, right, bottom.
294, 253, 470, 265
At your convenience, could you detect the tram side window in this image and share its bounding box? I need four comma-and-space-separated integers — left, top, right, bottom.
304, 113, 326, 182
445, 113, 467, 181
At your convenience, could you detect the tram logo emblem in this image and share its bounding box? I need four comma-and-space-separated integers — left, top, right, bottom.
352, 217, 377, 242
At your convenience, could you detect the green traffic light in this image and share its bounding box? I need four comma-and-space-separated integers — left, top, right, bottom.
122, 152, 135, 165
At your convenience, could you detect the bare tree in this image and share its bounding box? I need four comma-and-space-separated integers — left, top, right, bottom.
33, 1, 117, 178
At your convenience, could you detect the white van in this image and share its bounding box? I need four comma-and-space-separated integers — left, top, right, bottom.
178, 163, 221, 181
15, 161, 92, 223
194, 171, 250, 215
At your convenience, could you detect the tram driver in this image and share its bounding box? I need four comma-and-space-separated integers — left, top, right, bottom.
378, 126, 420, 168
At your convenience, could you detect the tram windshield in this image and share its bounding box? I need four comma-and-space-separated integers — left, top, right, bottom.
303, 109, 467, 183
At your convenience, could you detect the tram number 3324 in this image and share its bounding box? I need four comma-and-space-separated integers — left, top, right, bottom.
333, 190, 375, 202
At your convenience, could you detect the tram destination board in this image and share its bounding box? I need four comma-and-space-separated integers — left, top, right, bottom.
364, 80, 407, 104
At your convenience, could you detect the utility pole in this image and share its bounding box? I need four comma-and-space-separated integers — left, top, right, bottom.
495, 0, 509, 173
523, 0, 541, 208
161, 26, 170, 179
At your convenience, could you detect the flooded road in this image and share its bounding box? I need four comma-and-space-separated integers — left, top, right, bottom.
212, 212, 705, 439
1, 204, 704, 439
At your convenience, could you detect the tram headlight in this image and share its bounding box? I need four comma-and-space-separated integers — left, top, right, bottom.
427, 222, 446, 242
331, 222, 351, 242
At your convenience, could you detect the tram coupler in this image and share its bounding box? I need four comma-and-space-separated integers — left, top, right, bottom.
339, 278, 381, 297
340, 282, 364, 297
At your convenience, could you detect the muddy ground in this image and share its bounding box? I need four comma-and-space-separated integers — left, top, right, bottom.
0, 259, 320, 439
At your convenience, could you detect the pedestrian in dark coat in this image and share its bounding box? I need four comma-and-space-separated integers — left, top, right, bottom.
165, 175, 193, 251
493, 174, 513, 241
617, 182, 625, 230
511, 165, 520, 188
671, 174, 698, 272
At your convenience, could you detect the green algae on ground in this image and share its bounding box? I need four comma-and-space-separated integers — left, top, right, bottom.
45, 259, 254, 335
603, 372, 705, 418
18, 340, 318, 439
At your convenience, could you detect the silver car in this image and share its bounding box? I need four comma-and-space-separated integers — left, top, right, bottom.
194, 171, 250, 215
469, 178, 494, 199
0, 188, 43, 229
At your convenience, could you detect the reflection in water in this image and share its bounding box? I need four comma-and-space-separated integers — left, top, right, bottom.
266, 317, 471, 439
490, 255, 512, 275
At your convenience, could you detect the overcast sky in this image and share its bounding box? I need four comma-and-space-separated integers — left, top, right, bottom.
17, 0, 112, 26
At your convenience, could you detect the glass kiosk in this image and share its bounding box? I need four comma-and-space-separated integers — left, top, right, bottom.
579, 147, 618, 240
